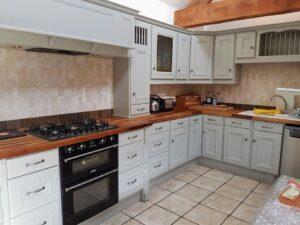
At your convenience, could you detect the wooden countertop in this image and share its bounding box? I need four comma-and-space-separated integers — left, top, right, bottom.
0, 107, 299, 159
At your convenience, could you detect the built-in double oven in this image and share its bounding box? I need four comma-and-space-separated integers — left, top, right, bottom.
59, 134, 118, 225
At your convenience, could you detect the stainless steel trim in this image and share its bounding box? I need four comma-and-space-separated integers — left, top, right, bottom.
64, 144, 118, 163
26, 186, 46, 195
65, 169, 118, 192
25, 159, 45, 167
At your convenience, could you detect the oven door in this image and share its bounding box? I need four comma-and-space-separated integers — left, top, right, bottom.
61, 146, 118, 182
62, 169, 118, 225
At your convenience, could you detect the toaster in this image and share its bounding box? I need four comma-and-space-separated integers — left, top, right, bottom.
150, 95, 174, 113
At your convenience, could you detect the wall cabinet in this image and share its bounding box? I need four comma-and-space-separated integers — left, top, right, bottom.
151, 25, 177, 79
236, 32, 256, 59
214, 34, 235, 80
176, 33, 190, 80
251, 130, 282, 175
202, 123, 223, 161
189, 123, 202, 160
223, 126, 251, 168
170, 127, 189, 169
190, 35, 214, 80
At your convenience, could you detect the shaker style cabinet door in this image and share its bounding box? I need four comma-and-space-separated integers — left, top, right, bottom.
151, 25, 177, 80
188, 123, 202, 160
176, 33, 190, 80
190, 35, 214, 80
214, 34, 235, 80
223, 126, 251, 168
251, 131, 282, 175
170, 127, 189, 169
202, 123, 223, 161
236, 32, 256, 58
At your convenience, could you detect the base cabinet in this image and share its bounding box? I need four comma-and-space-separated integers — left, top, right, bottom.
223, 126, 251, 168
202, 123, 223, 161
251, 130, 282, 175
188, 123, 202, 160
170, 127, 189, 169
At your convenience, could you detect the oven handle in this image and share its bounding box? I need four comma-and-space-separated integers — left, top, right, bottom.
64, 144, 118, 163
65, 169, 118, 193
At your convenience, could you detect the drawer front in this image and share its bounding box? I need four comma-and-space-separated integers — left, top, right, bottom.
6, 150, 59, 179
148, 152, 169, 179
119, 129, 144, 146
149, 132, 169, 158
10, 201, 62, 225
8, 167, 60, 218
119, 165, 145, 200
170, 117, 189, 130
203, 115, 223, 125
131, 104, 149, 116
189, 115, 203, 125
119, 141, 145, 173
225, 118, 251, 129
150, 121, 170, 135
254, 121, 283, 134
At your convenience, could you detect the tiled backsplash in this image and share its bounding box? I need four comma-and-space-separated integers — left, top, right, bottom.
0, 48, 113, 121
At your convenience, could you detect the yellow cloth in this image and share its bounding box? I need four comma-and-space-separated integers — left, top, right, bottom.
253, 108, 282, 116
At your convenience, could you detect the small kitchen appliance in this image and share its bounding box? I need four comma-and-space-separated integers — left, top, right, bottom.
0, 130, 26, 140
150, 95, 174, 113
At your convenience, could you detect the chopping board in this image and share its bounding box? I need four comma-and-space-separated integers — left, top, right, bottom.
188, 104, 235, 112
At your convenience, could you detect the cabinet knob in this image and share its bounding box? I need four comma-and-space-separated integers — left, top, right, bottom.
202, 131, 205, 134
253, 139, 256, 143
153, 67, 156, 71
244, 138, 248, 142
250, 46, 254, 50
190, 69, 194, 73
171, 139, 175, 143
228, 68, 232, 72
132, 92, 136, 96
178, 68, 181, 72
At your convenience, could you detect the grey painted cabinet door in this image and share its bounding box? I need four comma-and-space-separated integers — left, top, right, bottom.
188, 123, 202, 160
251, 131, 282, 175
170, 127, 189, 169
214, 34, 235, 80
176, 33, 191, 80
202, 123, 223, 161
223, 126, 251, 168
236, 32, 256, 59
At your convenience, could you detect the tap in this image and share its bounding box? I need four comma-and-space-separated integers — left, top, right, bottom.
271, 94, 288, 112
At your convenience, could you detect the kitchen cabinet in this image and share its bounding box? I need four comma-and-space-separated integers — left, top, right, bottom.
151, 25, 177, 79
202, 123, 223, 161
236, 32, 256, 59
214, 34, 235, 80
251, 130, 282, 175
170, 127, 189, 169
176, 33, 191, 80
189, 123, 202, 160
223, 126, 251, 168
190, 35, 214, 80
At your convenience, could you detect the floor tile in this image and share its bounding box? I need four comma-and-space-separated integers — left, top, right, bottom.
148, 186, 171, 204
227, 176, 259, 191
232, 203, 258, 223
175, 171, 199, 183
176, 184, 211, 203
123, 201, 153, 217
159, 178, 186, 192
123, 219, 143, 225
185, 164, 211, 175
190, 176, 224, 192
157, 193, 197, 216
135, 205, 179, 225
173, 218, 198, 225
101, 213, 130, 225
244, 192, 265, 207
201, 193, 241, 215
184, 205, 227, 225
203, 169, 233, 182
215, 184, 251, 201
254, 182, 272, 195
222, 216, 249, 225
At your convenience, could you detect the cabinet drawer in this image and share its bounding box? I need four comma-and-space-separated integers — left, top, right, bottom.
189, 115, 203, 125
119, 129, 144, 146
131, 104, 149, 116
119, 165, 145, 200
203, 115, 223, 125
150, 121, 170, 135
8, 167, 60, 218
170, 118, 189, 130
149, 132, 169, 158
149, 152, 169, 179
119, 141, 145, 173
225, 118, 251, 129
10, 201, 61, 225
6, 149, 59, 179
254, 121, 283, 134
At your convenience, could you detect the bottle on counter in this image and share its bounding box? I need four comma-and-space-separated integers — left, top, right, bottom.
206, 91, 213, 105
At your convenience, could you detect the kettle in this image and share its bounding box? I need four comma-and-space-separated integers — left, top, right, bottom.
150, 95, 163, 113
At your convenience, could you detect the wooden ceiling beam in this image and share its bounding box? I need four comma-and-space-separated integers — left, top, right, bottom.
174, 0, 300, 28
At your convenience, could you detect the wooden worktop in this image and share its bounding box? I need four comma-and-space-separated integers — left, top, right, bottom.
0, 107, 299, 159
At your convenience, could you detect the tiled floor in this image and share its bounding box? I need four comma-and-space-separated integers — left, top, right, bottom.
101, 165, 272, 225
